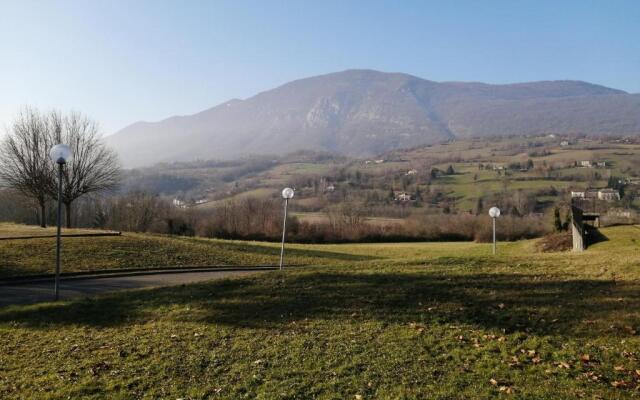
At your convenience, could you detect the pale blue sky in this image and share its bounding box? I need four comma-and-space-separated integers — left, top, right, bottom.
1, 0, 639, 135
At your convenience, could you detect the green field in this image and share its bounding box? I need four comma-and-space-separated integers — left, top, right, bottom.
166, 136, 640, 225
1, 224, 639, 398
0, 224, 367, 279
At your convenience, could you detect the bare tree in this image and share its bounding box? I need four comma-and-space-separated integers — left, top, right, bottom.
0, 107, 51, 227
47, 111, 120, 227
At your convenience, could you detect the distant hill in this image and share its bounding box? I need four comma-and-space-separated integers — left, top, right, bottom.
107, 69, 640, 167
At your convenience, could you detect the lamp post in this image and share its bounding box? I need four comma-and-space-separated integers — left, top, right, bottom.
489, 206, 501, 255
49, 144, 72, 301
279, 187, 295, 270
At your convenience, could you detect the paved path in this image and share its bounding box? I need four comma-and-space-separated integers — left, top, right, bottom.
0, 269, 263, 307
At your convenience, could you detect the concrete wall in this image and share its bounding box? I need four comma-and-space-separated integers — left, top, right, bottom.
571, 206, 585, 252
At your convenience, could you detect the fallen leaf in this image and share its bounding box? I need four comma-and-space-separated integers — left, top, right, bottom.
499, 386, 515, 394
489, 378, 498, 386
611, 380, 631, 389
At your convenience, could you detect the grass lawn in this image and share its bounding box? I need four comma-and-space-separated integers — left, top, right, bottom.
0, 226, 639, 398
0, 223, 116, 239
0, 224, 371, 279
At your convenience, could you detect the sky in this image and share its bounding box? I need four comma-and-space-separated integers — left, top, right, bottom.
1, 0, 639, 135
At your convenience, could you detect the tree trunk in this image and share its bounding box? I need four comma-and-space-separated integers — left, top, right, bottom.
64, 202, 72, 228
39, 201, 47, 228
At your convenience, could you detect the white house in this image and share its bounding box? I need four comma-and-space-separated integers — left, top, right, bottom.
172, 198, 187, 208
394, 192, 413, 202
597, 189, 620, 201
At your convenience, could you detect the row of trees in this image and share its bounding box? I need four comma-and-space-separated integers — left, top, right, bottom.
0, 107, 120, 227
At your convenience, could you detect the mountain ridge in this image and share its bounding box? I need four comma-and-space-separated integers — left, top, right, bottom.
107, 69, 640, 168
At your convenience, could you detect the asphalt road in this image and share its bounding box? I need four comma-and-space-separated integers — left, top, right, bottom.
0, 269, 262, 307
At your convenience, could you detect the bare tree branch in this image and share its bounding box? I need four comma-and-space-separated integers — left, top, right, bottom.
0, 107, 52, 227
47, 110, 121, 227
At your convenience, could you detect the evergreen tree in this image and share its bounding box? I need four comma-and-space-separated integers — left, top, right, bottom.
553, 207, 563, 232
563, 210, 572, 231
475, 197, 484, 215
388, 188, 395, 201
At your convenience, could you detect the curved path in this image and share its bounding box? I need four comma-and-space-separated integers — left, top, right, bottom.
0, 269, 265, 307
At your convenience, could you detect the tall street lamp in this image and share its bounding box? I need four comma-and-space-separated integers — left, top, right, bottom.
279, 187, 295, 271
49, 144, 72, 301
489, 206, 501, 255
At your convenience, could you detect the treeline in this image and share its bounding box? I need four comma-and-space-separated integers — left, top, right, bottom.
1, 190, 549, 243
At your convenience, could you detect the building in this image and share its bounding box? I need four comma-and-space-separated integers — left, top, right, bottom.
571, 188, 620, 202
571, 190, 587, 198
579, 160, 592, 168
172, 198, 187, 208
326, 184, 336, 192
571, 189, 599, 199
597, 188, 620, 201
560, 140, 570, 147
394, 192, 412, 202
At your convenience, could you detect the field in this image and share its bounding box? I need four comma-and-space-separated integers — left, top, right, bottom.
1, 224, 639, 398
0, 223, 116, 239
0, 224, 364, 279
146, 136, 640, 229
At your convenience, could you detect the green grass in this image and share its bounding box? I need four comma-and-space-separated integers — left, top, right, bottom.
0, 224, 371, 279
0, 223, 115, 239
1, 225, 640, 398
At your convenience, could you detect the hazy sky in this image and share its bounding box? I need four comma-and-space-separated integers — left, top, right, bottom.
1, 0, 639, 135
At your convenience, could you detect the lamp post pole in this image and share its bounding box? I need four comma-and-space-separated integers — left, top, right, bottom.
49, 143, 72, 301
489, 206, 501, 256
54, 161, 64, 300
492, 216, 496, 255
279, 187, 295, 271
279, 198, 289, 270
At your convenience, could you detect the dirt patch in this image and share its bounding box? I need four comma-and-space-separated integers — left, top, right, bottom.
535, 232, 572, 252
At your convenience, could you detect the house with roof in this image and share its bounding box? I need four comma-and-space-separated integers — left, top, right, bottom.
394, 192, 413, 202
597, 188, 620, 201
571, 188, 620, 202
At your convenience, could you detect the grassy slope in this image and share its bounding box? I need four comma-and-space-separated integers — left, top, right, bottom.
0, 223, 115, 239
1, 226, 639, 398
0, 224, 370, 279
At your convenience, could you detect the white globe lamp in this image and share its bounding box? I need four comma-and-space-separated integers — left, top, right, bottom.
489, 207, 501, 255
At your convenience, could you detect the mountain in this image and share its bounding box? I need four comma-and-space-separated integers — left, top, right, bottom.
107, 70, 640, 168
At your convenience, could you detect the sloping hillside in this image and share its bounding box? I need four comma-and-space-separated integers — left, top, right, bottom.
107, 70, 640, 167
